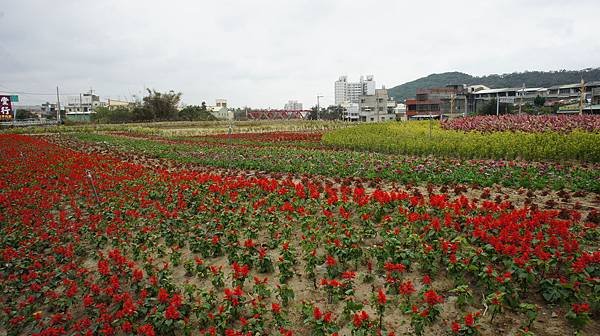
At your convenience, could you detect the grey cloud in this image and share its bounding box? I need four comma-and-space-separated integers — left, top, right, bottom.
1, 0, 599, 108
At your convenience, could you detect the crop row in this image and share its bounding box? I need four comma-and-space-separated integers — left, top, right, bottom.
322, 122, 600, 162
1, 134, 598, 335
72, 133, 600, 193
196, 131, 323, 143
442, 115, 600, 134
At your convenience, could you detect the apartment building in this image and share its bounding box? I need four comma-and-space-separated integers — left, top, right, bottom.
335, 75, 376, 105
405, 85, 468, 118
405, 81, 600, 117
343, 87, 397, 122
358, 88, 396, 122
64, 92, 107, 122
284, 100, 303, 111
64, 93, 105, 114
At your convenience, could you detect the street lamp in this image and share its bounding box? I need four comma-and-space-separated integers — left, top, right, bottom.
316, 95, 324, 120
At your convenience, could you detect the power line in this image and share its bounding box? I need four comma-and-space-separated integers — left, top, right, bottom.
0, 84, 80, 96
0, 85, 133, 102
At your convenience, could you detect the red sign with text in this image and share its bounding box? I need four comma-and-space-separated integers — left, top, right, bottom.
0, 96, 13, 120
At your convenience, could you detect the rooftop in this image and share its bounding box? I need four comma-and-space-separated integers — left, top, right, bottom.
548, 81, 600, 90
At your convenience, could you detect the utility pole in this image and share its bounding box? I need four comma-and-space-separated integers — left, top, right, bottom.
429, 109, 432, 138
448, 93, 455, 124
316, 95, 323, 120
496, 96, 500, 116
519, 83, 525, 114
579, 79, 585, 116
56, 86, 61, 122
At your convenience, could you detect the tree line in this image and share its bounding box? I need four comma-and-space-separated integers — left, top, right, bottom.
92, 89, 216, 123
476, 95, 557, 116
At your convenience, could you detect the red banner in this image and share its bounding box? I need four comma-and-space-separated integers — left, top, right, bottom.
0, 96, 13, 120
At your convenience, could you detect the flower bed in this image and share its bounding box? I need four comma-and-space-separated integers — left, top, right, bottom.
0, 134, 598, 335
198, 131, 323, 143
73, 132, 600, 192
323, 122, 600, 162
442, 115, 600, 133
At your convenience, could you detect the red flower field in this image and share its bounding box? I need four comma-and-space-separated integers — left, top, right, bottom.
0, 133, 598, 335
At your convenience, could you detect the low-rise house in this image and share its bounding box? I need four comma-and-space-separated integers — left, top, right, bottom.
208, 99, 233, 120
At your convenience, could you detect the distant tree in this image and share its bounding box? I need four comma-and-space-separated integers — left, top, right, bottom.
233, 107, 248, 121
178, 105, 196, 121
322, 105, 345, 120
142, 89, 182, 120
477, 99, 513, 115
91, 107, 110, 123
307, 106, 325, 120
539, 106, 556, 115
15, 109, 36, 119
477, 99, 495, 116
179, 104, 216, 121
92, 107, 133, 123
534, 95, 546, 107
520, 104, 535, 115
131, 104, 153, 121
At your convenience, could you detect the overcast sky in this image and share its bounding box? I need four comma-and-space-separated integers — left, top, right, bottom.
1, 0, 599, 108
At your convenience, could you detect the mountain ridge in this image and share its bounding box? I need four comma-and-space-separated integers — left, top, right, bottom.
388, 68, 600, 102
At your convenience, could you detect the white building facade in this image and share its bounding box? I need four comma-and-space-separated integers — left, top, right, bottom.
208, 99, 233, 120
64, 93, 105, 114
342, 87, 397, 122
335, 75, 376, 105
284, 100, 303, 110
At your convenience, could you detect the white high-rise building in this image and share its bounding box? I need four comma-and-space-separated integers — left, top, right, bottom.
335, 76, 348, 105
334, 75, 376, 105
284, 100, 303, 110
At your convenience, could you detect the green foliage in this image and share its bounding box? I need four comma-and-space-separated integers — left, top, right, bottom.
540, 279, 572, 303
92, 106, 134, 123
518, 303, 538, 329
179, 103, 216, 121
322, 105, 345, 120
534, 95, 546, 107
565, 308, 590, 331
476, 99, 513, 115
91, 89, 182, 123
15, 109, 36, 119
307, 105, 345, 120
143, 89, 182, 120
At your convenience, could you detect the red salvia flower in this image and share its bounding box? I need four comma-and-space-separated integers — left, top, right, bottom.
377, 288, 387, 305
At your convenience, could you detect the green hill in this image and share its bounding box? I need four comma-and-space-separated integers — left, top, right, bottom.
388, 68, 600, 101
